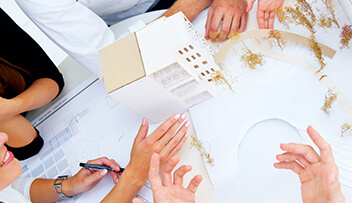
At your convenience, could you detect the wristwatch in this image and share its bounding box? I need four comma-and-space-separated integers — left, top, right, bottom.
53, 175, 72, 199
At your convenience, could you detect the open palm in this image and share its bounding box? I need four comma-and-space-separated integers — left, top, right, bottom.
247, 0, 284, 29
133, 154, 202, 203
275, 126, 345, 202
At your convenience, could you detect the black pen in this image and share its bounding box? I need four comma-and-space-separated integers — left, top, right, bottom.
79, 162, 124, 173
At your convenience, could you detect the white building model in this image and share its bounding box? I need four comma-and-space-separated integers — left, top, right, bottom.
99, 12, 220, 123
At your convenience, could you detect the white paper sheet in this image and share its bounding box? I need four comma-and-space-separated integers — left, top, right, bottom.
19, 76, 156, 202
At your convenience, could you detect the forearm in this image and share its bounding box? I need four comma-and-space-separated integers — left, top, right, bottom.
101, 166, 145, 203
30, 177, 77, 203
161, 0, 213, 21
29, 179, 60, 203
8, 78, 59, 116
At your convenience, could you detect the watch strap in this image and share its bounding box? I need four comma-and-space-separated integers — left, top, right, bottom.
53, 175, 71, 199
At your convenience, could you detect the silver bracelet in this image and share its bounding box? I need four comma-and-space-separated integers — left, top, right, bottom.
53, 175, 72, 199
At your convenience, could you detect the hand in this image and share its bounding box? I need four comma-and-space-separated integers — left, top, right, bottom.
205, 0, 248, 41
274, 126, 345, 203
62, 157, 121, 197
132, 153, 202, 203
247, 0, 284, 29
127, 114, 189, 182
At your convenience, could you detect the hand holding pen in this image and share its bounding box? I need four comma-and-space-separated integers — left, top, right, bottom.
58, 157, 122, 197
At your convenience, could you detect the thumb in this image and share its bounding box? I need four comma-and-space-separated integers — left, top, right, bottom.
135, 117, 149, 142
326, 172, 345, 202
132, 197, 145, 203
246, 0, 256, 12
86, 169, 108, 185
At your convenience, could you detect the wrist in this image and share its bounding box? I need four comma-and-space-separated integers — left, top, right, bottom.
61, 177, 78, 197
123, 164, 147, 187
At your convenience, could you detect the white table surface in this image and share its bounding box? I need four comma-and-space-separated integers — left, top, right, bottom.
28, 4, 352, 202
108, 3, 352, 203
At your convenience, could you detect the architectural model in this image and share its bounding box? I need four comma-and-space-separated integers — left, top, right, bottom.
99, 12, 220, 123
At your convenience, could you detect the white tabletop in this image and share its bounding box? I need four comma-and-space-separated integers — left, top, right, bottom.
110, 3, 352, 203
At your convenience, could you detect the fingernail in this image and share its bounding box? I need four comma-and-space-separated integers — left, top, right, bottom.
100, 169, 108, 176
185, 121, 190, 128
174, 114, 180, 120
181, 113, 186, 119
142, 118, 146, 126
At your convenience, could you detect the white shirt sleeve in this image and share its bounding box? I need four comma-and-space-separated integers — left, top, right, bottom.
0, 185, 31, 203
15, 0, 116, 77
10, 177, 36, 201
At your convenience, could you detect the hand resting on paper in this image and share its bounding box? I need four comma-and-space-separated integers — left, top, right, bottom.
132, 153, 203, 203
274, 126, 345, 202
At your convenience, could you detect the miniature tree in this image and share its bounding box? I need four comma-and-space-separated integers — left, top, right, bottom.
190, 135, 214, 166
228, 29, 239, 39
208, 31, 219, 41
318, 15, 338, 29
322, 0, 339, 28
211, 69, 235, 93
321, 89, 337, 115
309, 36, 325, 72
340, 24, 352, 49
268, 30, 286, 50
341, 122, 352, 137
278, 6, 315, 34
240, 48, 264, 69
278, 4, 329, 71
297, 0, 316, 24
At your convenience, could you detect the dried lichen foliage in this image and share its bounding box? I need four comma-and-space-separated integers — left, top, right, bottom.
309, 36, 325, 71
268, 30, 286, 50
240, 48, 264, 69
341, 122, 352, 137
209, 30, 239, 41
322, 0, 339, 28
318, 14, 338, 29
278, 6, 315, 34
208, 31, 218, 40
228, 30, 239, 39
211, 69, 235, 93
190, 135, 214, 166
297, 0, 316, 24
321, 89, 337, 115
277, 4, 328, 71
340, 24, 352, 49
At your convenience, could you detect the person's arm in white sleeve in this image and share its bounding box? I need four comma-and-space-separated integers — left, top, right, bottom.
15, 0, 115, 77
11, 177, 36, 200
